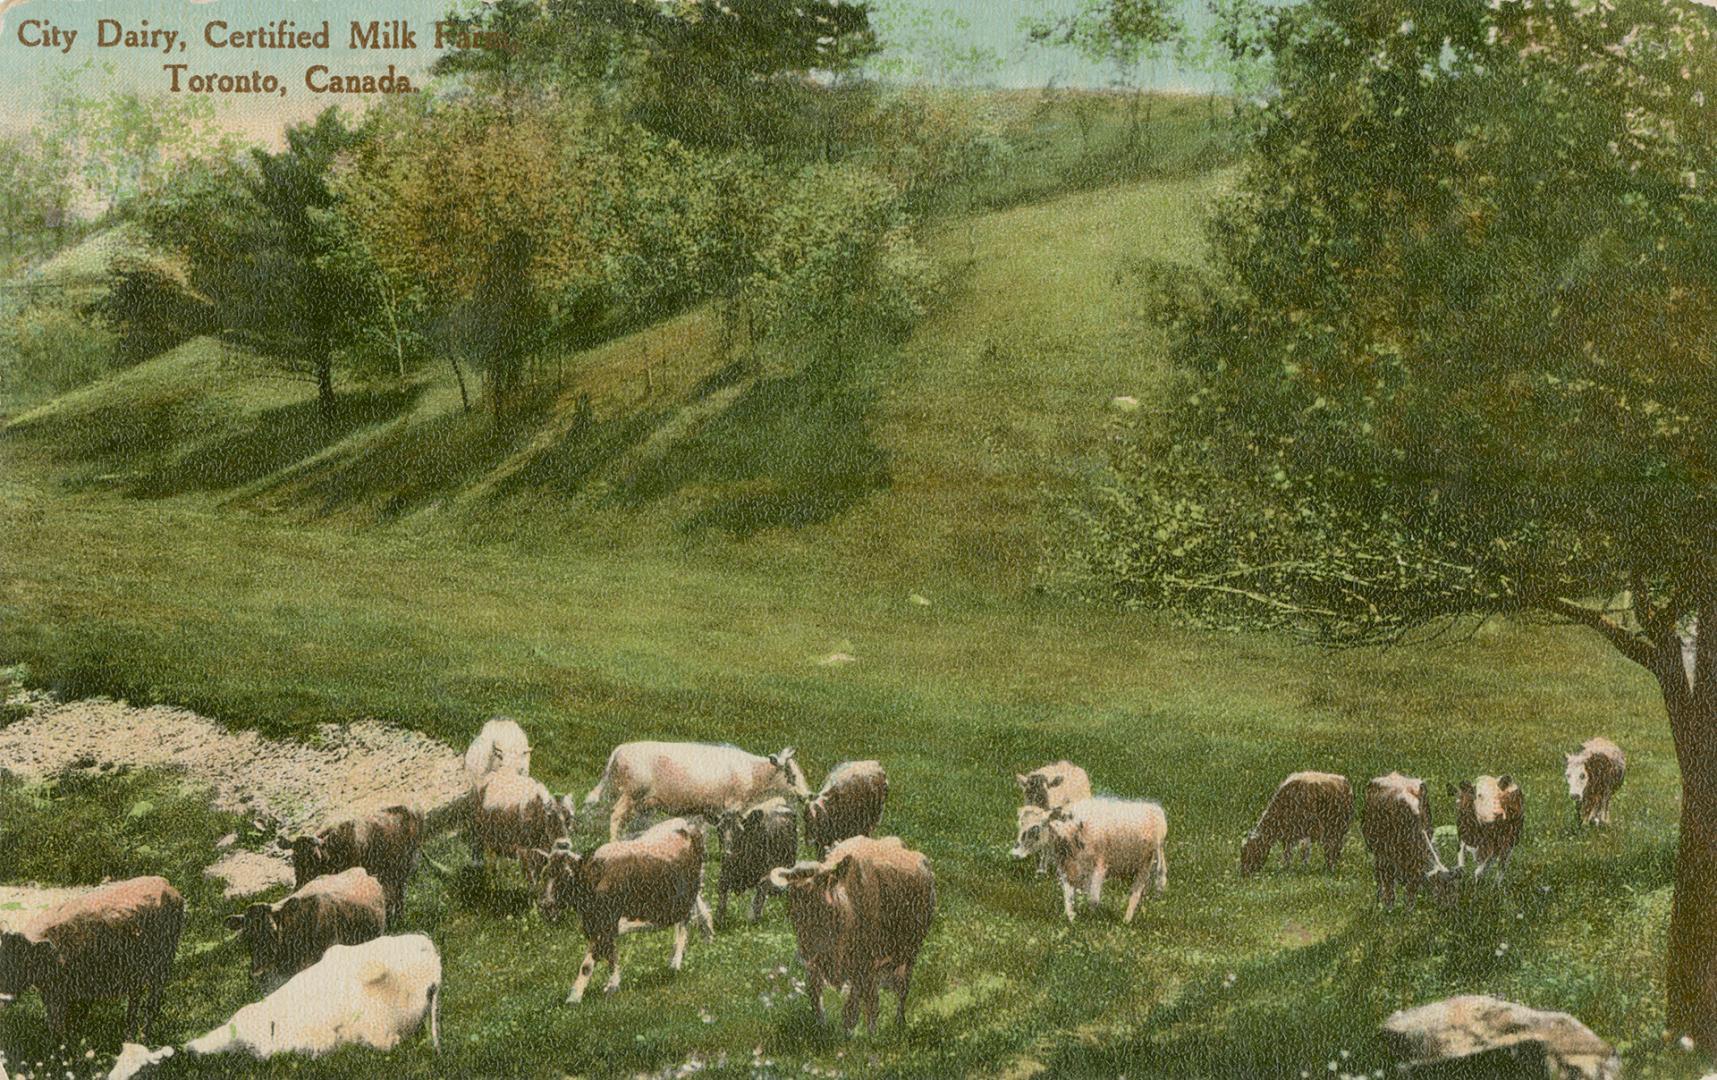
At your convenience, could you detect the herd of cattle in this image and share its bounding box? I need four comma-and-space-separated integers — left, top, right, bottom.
0, 723, 1630, 1075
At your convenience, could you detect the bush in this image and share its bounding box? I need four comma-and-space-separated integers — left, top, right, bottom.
0, 302, 118, 394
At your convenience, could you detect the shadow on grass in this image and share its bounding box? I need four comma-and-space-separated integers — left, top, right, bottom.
613, 353, 891, 536
125, 383, 424, 498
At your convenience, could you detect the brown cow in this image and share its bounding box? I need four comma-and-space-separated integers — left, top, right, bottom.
804, 760, 888, 857
1240, 771, 1353, 875
290, 804, 424, 920
717, 797, 799, 922
223, 867, 386, 985
0, 876, 183, 1042
470, 771, 574, 881
1015, 761, 1092, 810
1361, 773, 1458, 910
1450, 775, 1524, 883
770, 835, 936, 1034
534, 818, 714, 1003
1565, 738, 1625, 826
1011, 797, 1168, 924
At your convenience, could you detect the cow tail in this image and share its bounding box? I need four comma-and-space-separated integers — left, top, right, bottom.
1152, 841, 1168, 894
584, 750, 616, 808
428, 981, 441, 1053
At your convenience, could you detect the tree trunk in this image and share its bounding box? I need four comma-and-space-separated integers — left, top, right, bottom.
449, 356, 471, 413
315, 358, 335, 420
1663, 632, 1717, 1048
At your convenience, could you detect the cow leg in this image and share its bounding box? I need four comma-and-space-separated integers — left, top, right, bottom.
842, 980, 863, 1033
863, 978, 881, 1035
124, 990, 142, 1041
1324, 836, 1342, 871
807, 968, 826, 1023
608, 795, 633, 841
671, 921, 689, 972
143, 975, 166, 1042
1035, 849, 1050, 877
716, 881, 730, 923
894, 961, 914, 1031
1281, 841, 1292, 869
1299, 839, 1312, 865
567, 944, 598, 1004
600, 935, 622, 994
42, 990, 68, 1036
1061, 876, 1078, 923
1088, 861, 1107, 907
751, 885, 768, 922
1123, 871, 1149, 924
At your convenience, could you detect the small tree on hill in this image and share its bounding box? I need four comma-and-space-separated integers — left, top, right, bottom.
1063, 0, 1717, 1044
1029, 0, 1185, 161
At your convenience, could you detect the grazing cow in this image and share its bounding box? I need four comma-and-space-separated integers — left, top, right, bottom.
0, 876, 183, 1043
1240, 771, 1353, 875
770, 835, 935, 1034
804, 760, 888, 857
1361, 773, 1458, 910
1015, 761, 1092, 810
1565, 738, 1626, 826
106, 935, 441, 1077
584, 741, 811, 841
717, 797, 798, 922
223, 867, 386, 985
290, 804, 424, 920
464, 716, 532, 787
1012, 797, 1168, 924
1450, 775, 1525, 882
534, 818, 715, 1003
470, 771, 574, 879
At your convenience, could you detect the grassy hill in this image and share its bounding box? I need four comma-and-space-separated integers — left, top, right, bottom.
0, 155, 1699, 1078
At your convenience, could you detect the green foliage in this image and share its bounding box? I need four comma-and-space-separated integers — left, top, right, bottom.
1064, 0, 1717, 647
0, 301, 117, 395
93, 255, 214, 365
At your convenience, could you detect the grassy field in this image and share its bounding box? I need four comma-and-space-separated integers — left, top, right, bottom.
0, 120, 1705, 1078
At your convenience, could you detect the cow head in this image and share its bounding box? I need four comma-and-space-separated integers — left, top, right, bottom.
1016, 770, 1065, 810
223, 900, 291, 980
0, 931, 52, 996
288, 834, 326, 886
1011, 806, 1052, 860
532, 845, 589, 924
1449, 781, 1477, 818
108, 1043, 175, 1080
770, 854, 854, 944
1565, 752, 1589, 802
1238, 833, 1268, 876
769, 747, 811, 800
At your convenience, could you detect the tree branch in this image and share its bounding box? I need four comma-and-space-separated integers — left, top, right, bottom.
1545, 597, 1657, 669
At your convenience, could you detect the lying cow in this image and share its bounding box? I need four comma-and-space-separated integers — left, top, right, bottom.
535, 818, 715, 1003
290, 804, 424, 920
471, 771, 574, 879
804, 760, 888, 857
584, 741, 811, 841
0, 876, 183, 1042
464, 716, 532, 786
224, 867, 386, 986
1565, 737, 1625, 826
717, 797, 798, 922
1240, 771, 1353, 875
1015, 760, 1092, 810
1450, 775, 1524, 882
107, 934, 442, 1079
1361, 773, 1458, 910
770, 835, 935, 1034
1012, 796, 1168, 924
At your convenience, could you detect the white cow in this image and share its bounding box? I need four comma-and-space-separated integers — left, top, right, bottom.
107, 934, 441, 1079
464, 717, 532, 787
1012, 797, 1168, 924
584, 741, 811, 840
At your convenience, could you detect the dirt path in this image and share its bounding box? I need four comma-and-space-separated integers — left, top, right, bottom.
0, 693, 467, 898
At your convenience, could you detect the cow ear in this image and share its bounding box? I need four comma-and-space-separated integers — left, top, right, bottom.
1445, 782, 1457, 796
1047, 775, 1064, 788
1460, 781, 1475, 794
746, 808, 764, 827
1499, 774, 1514, 789
223, 913, 245, 932
828, 853, 855, 882
1015, 773, 1029, 791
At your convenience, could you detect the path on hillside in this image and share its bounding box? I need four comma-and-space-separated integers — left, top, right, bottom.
0, 693, 466, 902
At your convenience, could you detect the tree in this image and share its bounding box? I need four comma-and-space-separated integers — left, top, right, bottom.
1064, 0, 1717, 1044
1182, 0, 1273, 127
81, 82, 226, 214
143, 110, 373, 417
1029, 0, 1185, 160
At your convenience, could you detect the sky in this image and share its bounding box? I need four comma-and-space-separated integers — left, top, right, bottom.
0, 0, 1221, 141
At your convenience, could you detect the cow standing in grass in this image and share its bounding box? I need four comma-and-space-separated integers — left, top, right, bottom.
1361, 773, 1458, 910
1240, 771, 1353, 875
1565, 738, 1625, 826
1450, 775, 1524, 883
289, 804, 424, 921
583, 741, 811, 841
717, 797, 799, 922
470, 771, 575, 881
0, 876, 183, 1043
534, 818, 715, 1003
804, 760, 888, 857
225, 867, 386, 986
1011, 796, 1168, 924
771, 835, 935, 1034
